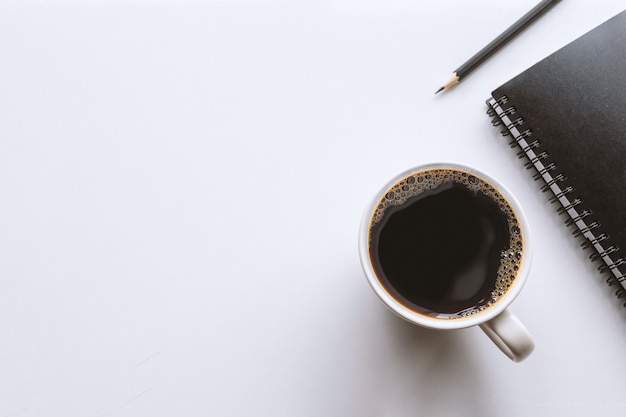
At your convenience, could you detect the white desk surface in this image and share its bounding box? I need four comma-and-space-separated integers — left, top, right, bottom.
1, 1, 626, 416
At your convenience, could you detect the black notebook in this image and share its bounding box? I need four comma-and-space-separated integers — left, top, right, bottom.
487, 10, 626, 305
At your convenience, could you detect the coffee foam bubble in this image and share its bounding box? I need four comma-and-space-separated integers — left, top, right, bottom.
369, 168, 524, 319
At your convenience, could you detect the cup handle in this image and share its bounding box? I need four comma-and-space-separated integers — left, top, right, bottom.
479, 309, 534, 362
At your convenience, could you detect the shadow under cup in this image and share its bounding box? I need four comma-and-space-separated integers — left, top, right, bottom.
363, 166, 527, 324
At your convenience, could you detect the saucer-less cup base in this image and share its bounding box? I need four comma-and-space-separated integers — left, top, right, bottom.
359, 162, 535, 362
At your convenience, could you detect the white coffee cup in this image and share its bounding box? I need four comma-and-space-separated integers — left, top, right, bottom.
358, 162, 534, 362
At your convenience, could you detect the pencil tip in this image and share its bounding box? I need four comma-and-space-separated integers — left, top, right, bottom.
436, 73, 460, 94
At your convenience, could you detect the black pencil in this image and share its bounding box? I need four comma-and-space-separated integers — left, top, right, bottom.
435, 0, 562, 94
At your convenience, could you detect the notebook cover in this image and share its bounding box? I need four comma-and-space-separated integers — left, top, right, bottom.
487, 10, 626, 302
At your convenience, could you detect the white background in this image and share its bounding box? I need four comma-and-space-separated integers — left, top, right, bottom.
1, 1, 626, 416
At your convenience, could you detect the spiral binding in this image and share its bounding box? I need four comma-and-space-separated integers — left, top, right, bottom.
487, 95, 626, 304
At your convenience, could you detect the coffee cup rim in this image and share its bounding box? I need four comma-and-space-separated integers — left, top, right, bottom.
359, 162, 533, 330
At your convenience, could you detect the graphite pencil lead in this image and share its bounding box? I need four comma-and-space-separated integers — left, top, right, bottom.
435, 73, 460, 94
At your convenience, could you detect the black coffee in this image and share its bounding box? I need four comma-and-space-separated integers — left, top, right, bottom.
368, 168, 523, 319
